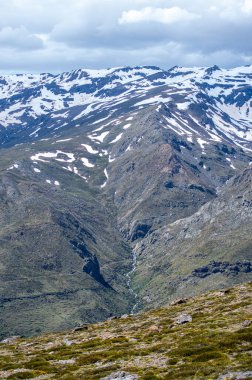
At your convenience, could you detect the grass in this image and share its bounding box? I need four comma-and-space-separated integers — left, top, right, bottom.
0, 282, 251, 379
6, 372, 40, 379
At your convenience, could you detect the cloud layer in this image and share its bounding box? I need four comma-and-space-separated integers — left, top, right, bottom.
0, 0, 251, 73
118, 7, 200, 25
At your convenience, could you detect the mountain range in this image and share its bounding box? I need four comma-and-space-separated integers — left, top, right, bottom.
0, 64, 252, 339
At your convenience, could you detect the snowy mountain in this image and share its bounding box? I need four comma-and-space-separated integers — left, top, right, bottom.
0, 65, 251, 151
0, 65, 252, 339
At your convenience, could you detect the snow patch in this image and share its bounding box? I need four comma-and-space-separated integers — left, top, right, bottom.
123, 123, 132, 130
88, 131, 110, 143
63, 165, 88, 182
30, 151, 75, 163
126, 144, 133, 152
91, 115, 111, 125
177, 102, 191, 111
197, 138, 209, 150
73, 104, 93, 120
226, 158, 236, 169
81, 144, 99, 154
101, 168, 108, 188
29, 127, 41, 137
8, 163, 19, 170
81, 157, 95, 168
56, 138, 72, 143
209, 133, 222, 142
110, 133, 123, 144
134, 95, 171, 107
109, 155, 116, 162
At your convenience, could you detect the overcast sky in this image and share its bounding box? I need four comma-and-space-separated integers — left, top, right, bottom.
0, 0, 251, 73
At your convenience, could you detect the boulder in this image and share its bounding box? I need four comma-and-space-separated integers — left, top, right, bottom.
1, 336, 21, 344
73, 324, 89, 332
242, 320, 251, 327
101, 371, 138, 380
171, 298, 187, 306
176, 313, 192, 324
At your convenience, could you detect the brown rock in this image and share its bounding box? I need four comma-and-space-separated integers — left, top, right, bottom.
148, 325, 160, 332
171, 298, 187, 306
73, 324, 89, 332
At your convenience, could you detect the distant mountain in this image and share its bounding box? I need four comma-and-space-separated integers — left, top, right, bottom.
0, 65, 251, 150
0, 65, 251, 339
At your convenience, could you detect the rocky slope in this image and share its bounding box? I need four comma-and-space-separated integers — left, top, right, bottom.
0, 164, 132, 338
0, 282, 251, 379
132, 167, 252, 311
0, 65, 252, 339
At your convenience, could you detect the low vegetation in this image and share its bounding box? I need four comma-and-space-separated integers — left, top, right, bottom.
0, 282, 251, 379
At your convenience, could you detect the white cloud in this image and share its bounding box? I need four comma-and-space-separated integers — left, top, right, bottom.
118, 6, 200, 25
214, 0, 252, 20
242, 0, 252, 14
0, 0, 251, 72
0, 26, 43, 50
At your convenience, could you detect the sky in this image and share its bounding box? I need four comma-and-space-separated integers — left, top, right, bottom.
0, 0, 251, 73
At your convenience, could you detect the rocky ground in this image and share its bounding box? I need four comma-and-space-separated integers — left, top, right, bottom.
0, 282, 251, 380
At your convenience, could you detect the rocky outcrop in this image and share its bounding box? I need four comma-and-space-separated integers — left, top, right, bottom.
176, 313, 192, 324
191, 261, 252, 279
101, 372, 138, 380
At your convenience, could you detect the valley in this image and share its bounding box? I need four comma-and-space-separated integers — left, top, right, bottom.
0, 65, 251, 339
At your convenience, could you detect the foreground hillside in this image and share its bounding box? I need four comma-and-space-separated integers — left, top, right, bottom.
0, 282, 251, 380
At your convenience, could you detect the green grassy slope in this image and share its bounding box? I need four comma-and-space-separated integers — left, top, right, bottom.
0, 282, 251, 380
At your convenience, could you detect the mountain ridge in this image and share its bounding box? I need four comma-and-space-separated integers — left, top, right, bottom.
0, 64, 251, 150
0, 64, 251, 339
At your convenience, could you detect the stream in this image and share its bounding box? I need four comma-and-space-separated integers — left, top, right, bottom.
126, 249, 139, 314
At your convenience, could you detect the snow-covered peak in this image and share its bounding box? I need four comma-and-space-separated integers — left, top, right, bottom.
164, 64, 252, 83
0, 64, 251, 152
